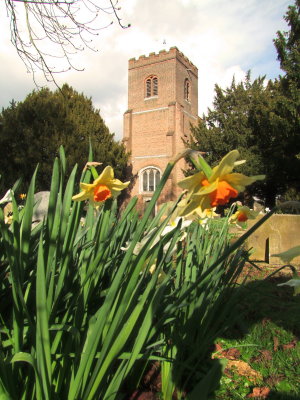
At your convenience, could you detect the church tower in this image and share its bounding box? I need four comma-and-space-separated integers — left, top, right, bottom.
123, 47, 198, 210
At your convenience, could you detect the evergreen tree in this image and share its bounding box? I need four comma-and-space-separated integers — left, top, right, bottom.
189, 1, 300, 207
0, 84, 130, 192
189, 75, 291, 206
274, 0, 300, 86
273, 0, 300, 200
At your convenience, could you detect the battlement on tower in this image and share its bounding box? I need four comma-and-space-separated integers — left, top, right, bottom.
129, 47, 198, 76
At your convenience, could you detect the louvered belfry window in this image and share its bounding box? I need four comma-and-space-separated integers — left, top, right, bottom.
146, 78, 152, 97
145, 76, 158, 98
184, 78, 190, 101
152, 77, 158, 95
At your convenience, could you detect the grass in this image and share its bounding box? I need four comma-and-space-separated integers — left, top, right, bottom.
121, 266, 300, 400
213, 265, 300, 400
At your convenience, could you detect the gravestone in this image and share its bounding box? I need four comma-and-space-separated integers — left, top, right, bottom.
33, 191, 50, 225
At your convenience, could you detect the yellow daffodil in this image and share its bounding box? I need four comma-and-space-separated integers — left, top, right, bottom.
194, 206, 218, 219
178, 150, 265, 217
19, 193, 27, 200
229, 205, 258, 227
72, 166, 130, 204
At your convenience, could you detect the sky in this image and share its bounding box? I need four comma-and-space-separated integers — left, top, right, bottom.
0, 0, 291, 141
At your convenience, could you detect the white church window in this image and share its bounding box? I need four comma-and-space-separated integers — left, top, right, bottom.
140, 167, 161, 192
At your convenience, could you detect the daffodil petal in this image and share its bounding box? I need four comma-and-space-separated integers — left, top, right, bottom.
225, 173, 265, 192
80, 182, 96, 191
95, 166, 114, 185
191, 194, 212, 211
178, 195, 210, 217
178, 171, 205, 191
177, 197, 199, 217
110, 189, 123, 198
72, 191, 92, 201
197, 180, 219, 195
237, 206, 258, 219
111, 179, 130, 191
210, 150, 240, 181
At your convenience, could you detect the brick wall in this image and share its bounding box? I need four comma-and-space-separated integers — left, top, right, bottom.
123, 47, 198, 208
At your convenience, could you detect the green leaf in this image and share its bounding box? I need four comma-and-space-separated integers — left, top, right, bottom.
187, 359, 226, 400
36, 231, 52, 399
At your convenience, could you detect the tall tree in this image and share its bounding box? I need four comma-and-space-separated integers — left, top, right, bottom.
0, 84, 129, 192
189, 1, 300, 207
273, 0, 300, 199
274, 0, 300, 86
188, 75, 292, 206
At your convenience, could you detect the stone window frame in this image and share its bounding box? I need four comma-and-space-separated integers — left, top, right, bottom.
139, 166, 161, 193
145, 75, 158, 98
184, 78, 191, 102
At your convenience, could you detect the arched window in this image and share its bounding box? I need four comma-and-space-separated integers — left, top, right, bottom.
145, 76, 158, 98
140, 167, 161, 192
184, 78, 190, 101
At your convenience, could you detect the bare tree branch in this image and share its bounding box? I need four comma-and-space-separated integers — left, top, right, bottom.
4, 0, 130, 85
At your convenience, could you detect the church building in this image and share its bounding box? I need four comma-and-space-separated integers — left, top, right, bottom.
123, 47, 198, 211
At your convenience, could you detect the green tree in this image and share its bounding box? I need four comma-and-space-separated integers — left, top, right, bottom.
274, 0, 300, 87
189, 74, 292, 206
189, 0, 300, 207
0, 84, 130, 192
273, 0, 300, 201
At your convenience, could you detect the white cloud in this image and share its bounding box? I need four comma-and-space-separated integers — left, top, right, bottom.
0, 0, 291, 140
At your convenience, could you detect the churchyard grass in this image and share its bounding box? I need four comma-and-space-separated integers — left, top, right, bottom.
213, 270, 300, 399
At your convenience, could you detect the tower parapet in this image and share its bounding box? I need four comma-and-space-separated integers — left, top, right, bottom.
129, 47, 198, 77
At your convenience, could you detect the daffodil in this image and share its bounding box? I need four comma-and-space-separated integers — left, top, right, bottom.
229, 205, 258, 227
195, 207, 219, 228
178, 150, 265, 217
72, 166, 130, 204
194, 206, 218, 219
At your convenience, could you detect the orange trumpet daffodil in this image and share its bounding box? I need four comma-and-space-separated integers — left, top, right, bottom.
229, 205, 259, 227
178, 150, 265, 217
72, 166, 130, 204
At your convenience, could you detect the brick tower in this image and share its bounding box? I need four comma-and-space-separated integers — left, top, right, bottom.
123, 47, 198, 211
